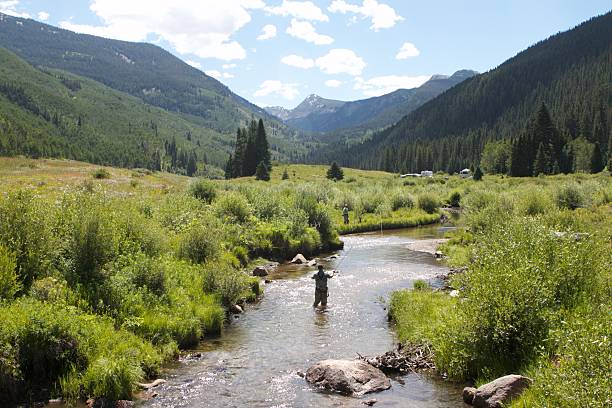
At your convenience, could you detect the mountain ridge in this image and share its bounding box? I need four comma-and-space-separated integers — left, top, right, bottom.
265, 70, 478, 133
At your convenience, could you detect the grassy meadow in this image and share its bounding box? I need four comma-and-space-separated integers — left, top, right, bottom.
0, 157, 610, 406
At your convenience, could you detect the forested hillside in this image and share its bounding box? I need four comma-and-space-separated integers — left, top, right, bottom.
311, 12, 611, 174
0, 12, 303, 144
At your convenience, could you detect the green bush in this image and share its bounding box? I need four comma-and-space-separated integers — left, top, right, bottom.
179, 224, 219, 264
189, 179, 217, 204
214, 192, 252, 223
390, 191, 414, 211
448, 190, 461, 208
434, 218, 606, 380
70, 214, 116, 287
0, 245, 20, 300
0, 191, 54, 290
93, 168, 111, 179
417, 193, 440, 214
556, 183, 586, 209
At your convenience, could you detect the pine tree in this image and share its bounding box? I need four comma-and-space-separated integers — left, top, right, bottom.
232, 128, 246, 178
473, 166, 483, 181
326, 162, 344, 181
255, 119, 271, 168
225, 154, 233, 180
590, 142, 604, 173
282, 168, 289, 180
533, 143, 549, 176
186, 151, 197, 176
254, 161, 270, 181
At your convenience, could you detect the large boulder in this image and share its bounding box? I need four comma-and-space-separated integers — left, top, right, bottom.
464, 375, 532, 408
305, 359, 391, 396
291, 254, 309, 264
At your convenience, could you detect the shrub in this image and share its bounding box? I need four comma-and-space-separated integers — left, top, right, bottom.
93, 168, 111, 179
556, 183, 586, 209
417, 193, 440, 214
434, 218, 606, 380
188, 179, 217, 204
448, 190, 461, 208
179, 224, 219, 264
70, 214, 116, 287
0, 245, 20, 300
390, 191, 414, 211
0, 191, 54, 290
518, 190, 553, 216
214, 192, 252, 223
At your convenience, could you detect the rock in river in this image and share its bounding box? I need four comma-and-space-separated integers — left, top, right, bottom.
305, 359, 391, 396
291, 254, 308, 264
463, 374, 532, 407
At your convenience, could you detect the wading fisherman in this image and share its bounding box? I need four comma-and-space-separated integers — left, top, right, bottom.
342, 204, 350, 225
312, 265, 335, 307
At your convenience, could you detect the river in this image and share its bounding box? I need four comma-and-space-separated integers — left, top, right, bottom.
141, 225, 466, 408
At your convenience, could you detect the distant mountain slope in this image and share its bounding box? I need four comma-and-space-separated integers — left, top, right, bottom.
0, 47, 235, 173
313, 12, 612, 172
266, 71, 476, 133
0, 12, 291, 137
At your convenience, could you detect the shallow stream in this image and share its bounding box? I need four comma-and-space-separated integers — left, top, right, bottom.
142, 226, 466, 408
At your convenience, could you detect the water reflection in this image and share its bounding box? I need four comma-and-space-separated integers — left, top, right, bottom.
142, 225, 465, 408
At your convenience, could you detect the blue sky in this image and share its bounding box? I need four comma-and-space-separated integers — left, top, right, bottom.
1, 1, 609, 108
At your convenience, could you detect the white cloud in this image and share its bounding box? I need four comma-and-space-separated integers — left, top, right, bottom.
315, 48, 365, 76
222, 63, 237, 69
254, 80, 300, 100
0, 1, 30, 18
325, 79, 343, 88
205, 70, 234, 80
281, 54, 315, 69
37, 11, 49, 21
396, 42, 420, 59
266, 0, 328, 22
328, 0, 403, 31
58, 0, 266, 61
257, 24, 277, 40
186, 59, 202, 68
286, 19, 333, 45
354, 74, 431, 97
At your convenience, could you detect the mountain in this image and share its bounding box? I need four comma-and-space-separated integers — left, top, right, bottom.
266, 71, 477, 133
312, 12, 611, 173
0, 47, 234, 174
0, 13, 311, 172
0, 12, 300, 140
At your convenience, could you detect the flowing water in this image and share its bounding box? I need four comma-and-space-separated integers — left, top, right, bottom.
142, 226, 466, 408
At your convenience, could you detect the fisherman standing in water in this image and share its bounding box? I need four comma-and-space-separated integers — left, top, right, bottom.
312, 265, 335, 307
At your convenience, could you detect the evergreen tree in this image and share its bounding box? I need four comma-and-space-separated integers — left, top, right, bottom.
186, 151, 197, 176
254, 161, 270, 181
224, 154, 233, 180
232, 128, 246, 178
533, 143, 549, 176
473, 166, 483, 180
590, 142, 604, 173
326, 162, 344, 181
255, 119, 271, 169
282, 168, 289, 180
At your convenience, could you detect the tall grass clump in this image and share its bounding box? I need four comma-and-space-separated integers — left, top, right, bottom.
179, 223, 220, 264
214, 192, 252, 223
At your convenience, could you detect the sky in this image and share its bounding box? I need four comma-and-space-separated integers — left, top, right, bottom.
0, 1, 609, 108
